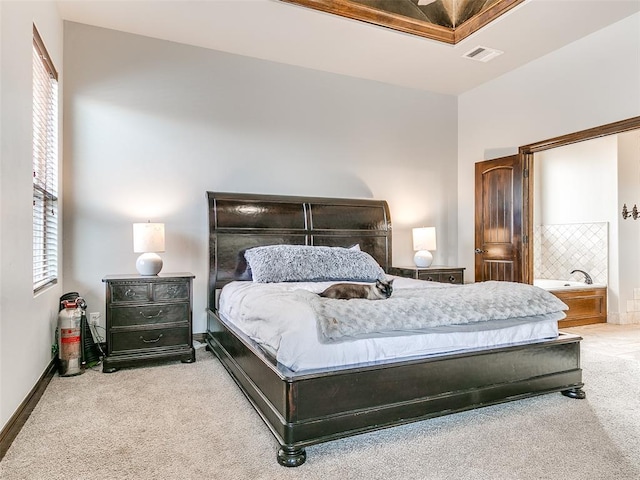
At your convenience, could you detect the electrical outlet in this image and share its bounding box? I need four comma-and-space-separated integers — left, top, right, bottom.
89, 312, 100, 326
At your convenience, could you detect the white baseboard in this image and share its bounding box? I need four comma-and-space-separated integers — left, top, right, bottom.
607, 312, 640, 324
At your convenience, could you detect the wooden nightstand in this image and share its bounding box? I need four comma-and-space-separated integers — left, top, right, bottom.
102, 273, 195, 373
387, 266, 465, 284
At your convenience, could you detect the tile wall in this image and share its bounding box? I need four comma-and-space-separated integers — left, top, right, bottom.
626, 289, 640, 323
533, 222, 608, 284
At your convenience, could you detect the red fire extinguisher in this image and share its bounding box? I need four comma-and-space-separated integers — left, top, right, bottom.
57, 299, 84, 376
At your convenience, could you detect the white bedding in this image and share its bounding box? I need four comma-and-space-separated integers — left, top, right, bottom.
218, 276, 563, 373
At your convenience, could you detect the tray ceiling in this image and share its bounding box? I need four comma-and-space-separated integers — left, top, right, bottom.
281, 0, 524, 43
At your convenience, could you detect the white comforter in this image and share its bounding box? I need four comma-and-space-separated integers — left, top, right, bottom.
218, 277, 564, 372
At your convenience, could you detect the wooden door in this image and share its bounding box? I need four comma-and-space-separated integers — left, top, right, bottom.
474, 155, 525, 283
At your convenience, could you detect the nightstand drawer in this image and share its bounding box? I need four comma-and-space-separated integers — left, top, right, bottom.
419, 272, 463, 284
111, 326, 190, 353
110, 283, 150, 303
110, 303, 189, 327
153, 282, 189, 301
417, 272, 441, 282
388, 266, 464, 284
441, 272, 463, 284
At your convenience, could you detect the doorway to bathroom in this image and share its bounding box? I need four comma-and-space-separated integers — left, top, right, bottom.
522, 117, 640, 323
532, 137, 612, 288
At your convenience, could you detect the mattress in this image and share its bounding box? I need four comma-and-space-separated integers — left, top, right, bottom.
218, 276, 563, 372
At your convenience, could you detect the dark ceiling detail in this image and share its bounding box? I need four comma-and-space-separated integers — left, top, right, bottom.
280, 0, 524, 44
455, 0, 504, 26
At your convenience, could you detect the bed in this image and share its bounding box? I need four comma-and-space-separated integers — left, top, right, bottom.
204, 191, 585, 467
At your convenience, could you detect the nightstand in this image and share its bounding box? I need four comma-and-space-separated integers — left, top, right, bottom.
388, 266, 465, 284
102, 273, 195, 373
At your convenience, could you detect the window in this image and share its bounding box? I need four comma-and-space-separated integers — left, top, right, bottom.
32, 26, 59, 293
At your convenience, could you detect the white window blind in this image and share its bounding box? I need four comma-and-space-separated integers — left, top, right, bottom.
32, 26, 59, 293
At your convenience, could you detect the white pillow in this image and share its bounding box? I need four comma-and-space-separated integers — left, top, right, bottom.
244, 245, 385, 283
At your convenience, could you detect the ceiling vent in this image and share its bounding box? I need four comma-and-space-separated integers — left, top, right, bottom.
463, 46, 504, 62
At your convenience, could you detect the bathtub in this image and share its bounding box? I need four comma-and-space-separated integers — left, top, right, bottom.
534, 279, 606, 290
534, 279, 607, 326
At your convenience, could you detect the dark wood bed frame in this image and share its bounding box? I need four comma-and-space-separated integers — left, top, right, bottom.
204, 191, 585, 467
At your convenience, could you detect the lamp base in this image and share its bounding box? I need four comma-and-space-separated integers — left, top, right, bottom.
136, 252, 163, 276
414, 250, 433, 268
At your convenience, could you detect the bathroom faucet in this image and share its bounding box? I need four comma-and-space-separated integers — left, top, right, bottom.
570, 269, 593, 285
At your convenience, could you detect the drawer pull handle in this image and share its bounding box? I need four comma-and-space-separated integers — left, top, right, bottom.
125, 289, 136, 298
140, 310, 163, 319
140, 334, 163, 344
168, 286, 178, 295
448, 275, 456, 282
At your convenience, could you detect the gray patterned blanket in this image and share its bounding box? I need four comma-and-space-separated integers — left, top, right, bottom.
298, 281, 568, 342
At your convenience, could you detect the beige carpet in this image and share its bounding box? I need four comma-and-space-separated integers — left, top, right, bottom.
1, 342, 639, 480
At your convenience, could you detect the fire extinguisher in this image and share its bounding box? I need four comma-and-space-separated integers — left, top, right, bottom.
57, 298, 84, 376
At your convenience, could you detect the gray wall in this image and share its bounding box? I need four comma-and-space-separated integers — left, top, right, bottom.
62, 22, 458, 333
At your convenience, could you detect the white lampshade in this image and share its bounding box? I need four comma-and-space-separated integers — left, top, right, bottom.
412, 227, 436, 268
413, 227, 436, 251
133, 223, 165, 253
133, 222, 165, 275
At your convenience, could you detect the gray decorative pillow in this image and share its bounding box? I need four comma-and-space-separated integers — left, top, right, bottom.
244, 245, 386, 283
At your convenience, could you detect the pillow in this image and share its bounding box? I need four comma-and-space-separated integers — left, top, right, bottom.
244, 245, 386, 283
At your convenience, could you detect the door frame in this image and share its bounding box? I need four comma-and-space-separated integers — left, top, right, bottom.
518, 115, 640, 284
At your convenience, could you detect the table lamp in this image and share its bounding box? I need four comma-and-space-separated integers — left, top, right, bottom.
133, 222, 165, 275
412, 227, 436, 268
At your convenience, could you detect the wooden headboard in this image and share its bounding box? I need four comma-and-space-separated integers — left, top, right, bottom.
207, 192, 392, 310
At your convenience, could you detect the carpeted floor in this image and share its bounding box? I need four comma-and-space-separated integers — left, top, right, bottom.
1, 336, 639, 480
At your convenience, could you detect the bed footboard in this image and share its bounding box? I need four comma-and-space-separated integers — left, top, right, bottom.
205, 309, 584, 467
